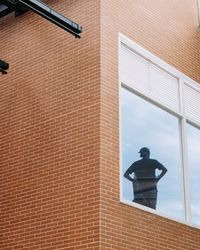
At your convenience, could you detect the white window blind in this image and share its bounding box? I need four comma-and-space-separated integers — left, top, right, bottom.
150, 64, 180, 111
184, 84, 200, 123
120, 44, 149, 93
120, 44, 181, 112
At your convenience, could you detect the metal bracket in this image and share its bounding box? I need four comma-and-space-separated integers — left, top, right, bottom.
0, 59, 9, 74
0, 0, 82, 37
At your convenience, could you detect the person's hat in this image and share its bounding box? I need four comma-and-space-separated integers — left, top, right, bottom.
138, 147, 150, 154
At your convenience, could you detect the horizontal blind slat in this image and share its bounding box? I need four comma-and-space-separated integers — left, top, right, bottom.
150, 65, 180, 111
120, 45, 149, 93
184, 84, 200, 123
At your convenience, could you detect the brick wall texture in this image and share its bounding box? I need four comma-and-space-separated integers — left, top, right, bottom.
0, 0, 200, 249
1, 0, 100, 249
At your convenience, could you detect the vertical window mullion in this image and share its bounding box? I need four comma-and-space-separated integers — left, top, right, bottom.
180, 118, 191, 223
179, 78, 191, 223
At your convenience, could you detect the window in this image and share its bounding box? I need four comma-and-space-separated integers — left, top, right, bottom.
121, 88, 184, 219
119, 34, 200, 228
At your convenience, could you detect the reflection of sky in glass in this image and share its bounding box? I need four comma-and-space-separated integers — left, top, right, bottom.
187, 124, 200, 225
121, 87, 185, 219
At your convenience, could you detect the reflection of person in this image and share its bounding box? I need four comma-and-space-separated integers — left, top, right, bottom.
123, 147, 167, 209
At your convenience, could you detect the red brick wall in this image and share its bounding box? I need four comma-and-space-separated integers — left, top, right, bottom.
0, 0, 100, 249
1, 0, 200, 249
100, 0, 200, 249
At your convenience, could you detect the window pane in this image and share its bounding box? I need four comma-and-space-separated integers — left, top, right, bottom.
121, 87, 184, 219
186, 124, 200, 225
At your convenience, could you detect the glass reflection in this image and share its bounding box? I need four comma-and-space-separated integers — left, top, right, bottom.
121, 87, 184, 219
186, 124, 200, 225
124, 147, 167, 209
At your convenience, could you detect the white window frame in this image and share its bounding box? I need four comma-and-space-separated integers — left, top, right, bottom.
119, 33, 200, 230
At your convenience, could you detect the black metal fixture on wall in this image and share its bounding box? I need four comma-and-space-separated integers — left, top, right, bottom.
0, 0, 82, 38
0, 59, 9, 74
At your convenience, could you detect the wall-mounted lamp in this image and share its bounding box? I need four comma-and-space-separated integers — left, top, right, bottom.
0, 60, 9, 74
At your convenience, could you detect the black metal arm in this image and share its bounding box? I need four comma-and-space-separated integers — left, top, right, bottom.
0, 0, 82, 37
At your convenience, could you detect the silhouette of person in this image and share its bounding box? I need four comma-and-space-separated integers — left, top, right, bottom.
123, 147, 167, 209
